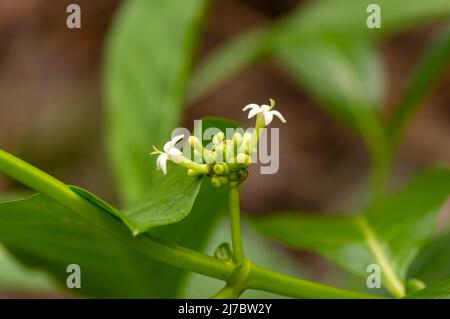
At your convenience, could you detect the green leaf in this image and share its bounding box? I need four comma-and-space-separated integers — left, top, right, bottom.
0, 244, 58, 293
277, 37, 384, 134
406, 278, 450, 299
387, 23, 450, 146
0, 194, 179, 297
104, 0, 208, 206
408, 232, 450, 285
190, 0, 450, 103
251, 168, 450, 297
120, 166, 203, 235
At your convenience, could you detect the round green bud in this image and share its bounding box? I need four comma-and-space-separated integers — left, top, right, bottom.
212, 132, 225, 145
219, 176, 229, 185
188, 136, 200, 147
213, 163, 225, 175
233, 132, 243, 147
236, 169, 248, 182
236, 153, 251, 165
228, 172, 239, 182
214, 242, 233, 262
229, 181, 239, 187
228, 161, 241, 172
406, 278, 426, 294
211, 176, 222, 188
187, 169, 196, 176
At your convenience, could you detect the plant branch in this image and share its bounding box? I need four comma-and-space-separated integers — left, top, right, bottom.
0, 148, 383, 299
229, 186, 244, 262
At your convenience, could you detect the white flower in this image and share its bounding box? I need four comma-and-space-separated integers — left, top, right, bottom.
242, 101, 286, 126
152, 134, 184, 175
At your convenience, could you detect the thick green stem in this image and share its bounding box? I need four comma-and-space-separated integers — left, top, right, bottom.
0, 148, 384, 299
0, 148, 231, 280
229, 186, 244, 262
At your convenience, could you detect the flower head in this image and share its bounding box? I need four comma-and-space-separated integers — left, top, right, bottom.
242, 98, 286, 126
151, 134, 184, 175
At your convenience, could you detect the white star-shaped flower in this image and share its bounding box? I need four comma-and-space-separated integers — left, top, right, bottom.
152, 134, 184, 175
242, 99, 286, 126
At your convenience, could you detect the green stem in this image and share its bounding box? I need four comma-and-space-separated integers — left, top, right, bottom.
0, 148, 231, 280
0, 148, 384, 299
249, 264, 384, 299
229, 186, 244, 262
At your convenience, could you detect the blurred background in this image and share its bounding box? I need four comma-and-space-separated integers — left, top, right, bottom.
0, 0, 449, 297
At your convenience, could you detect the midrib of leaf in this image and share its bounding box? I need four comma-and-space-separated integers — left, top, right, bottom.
357, 216, 405, 297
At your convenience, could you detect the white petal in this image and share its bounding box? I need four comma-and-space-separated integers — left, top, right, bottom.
271, 110, 286, 123
157, 154, 168, 175
260, 104, 270, 112
248, 107, 261, 119
242, 103, 260, 112
171, 134, 184, 145
164, 134, 184, 152
168, 147, 183, 163
263, 111, 273, 126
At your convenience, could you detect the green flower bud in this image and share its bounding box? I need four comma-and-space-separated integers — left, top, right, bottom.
187, 169, 195, 176
233, 132, 243, 147
188, 136, 201, 148
214, 242, 233, 262
219, 176, 229, 185
229, 172, 239, 182
236, 153, 251, 165
213, 163, 230, 175
229, 181, 239, 187
228, 161, 241, 172
212, 132, 225, 145
214, 144, 225, 161
211, 176, 222, 188
236, 169, 248, 182
406, 278, 426, 294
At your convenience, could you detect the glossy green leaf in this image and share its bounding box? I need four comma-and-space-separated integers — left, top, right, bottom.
104, 0, 208, 206
120, 166, 202, 235
251, 168, 450, 296
0, 194, 179, 297
408, 232, 450, 285
406, 278, 450, 299
387, 23, 450, 147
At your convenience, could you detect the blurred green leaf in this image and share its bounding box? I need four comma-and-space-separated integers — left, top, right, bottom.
189, 30, 272, 101
251, 168, 450, 296
0, 244, 58, 293
406, 278, 450, 299
104, 0, 208, 206
387, 23, 450, 147
0, 194, 180, 297
277, 37, 384, 135
190, 0, 450, 103
408, 232, 450, 285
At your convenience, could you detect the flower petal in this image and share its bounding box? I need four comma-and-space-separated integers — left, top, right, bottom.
271, 110, 286, 123
242, 103, 260, 112
248, 107, 261, 119
164, 134, 184, 152
168, 147, 183, 163
263, 111, 273, 126
260, 104, 270, 112
157, 153, 168, 175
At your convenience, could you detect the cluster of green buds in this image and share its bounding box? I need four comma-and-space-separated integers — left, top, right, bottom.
151, 99, 286, 188
187, 131, 253, 188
